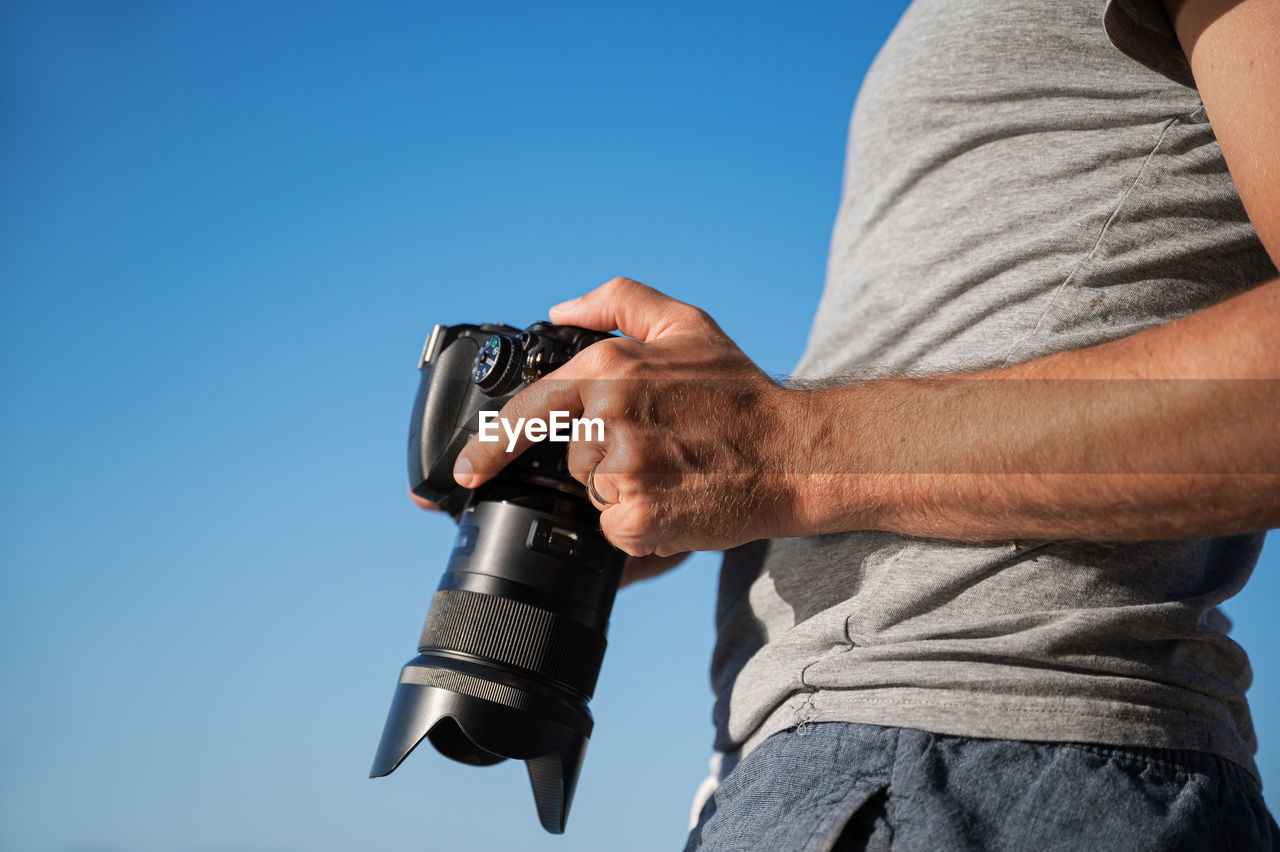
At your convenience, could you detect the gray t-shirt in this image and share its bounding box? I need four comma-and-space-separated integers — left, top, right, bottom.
711, 0, 1277, 781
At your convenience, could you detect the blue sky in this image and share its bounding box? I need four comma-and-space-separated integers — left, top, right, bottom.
2, 2, 1276, 850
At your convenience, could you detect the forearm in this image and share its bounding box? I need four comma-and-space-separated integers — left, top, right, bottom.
783, 277, 1280, 542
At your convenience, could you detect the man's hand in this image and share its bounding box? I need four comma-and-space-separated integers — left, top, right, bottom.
451, 276, 798, 559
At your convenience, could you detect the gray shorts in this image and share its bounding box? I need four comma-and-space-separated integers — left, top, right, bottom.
684, 722, 1278, 851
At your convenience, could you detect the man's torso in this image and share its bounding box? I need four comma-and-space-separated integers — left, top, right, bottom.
711, 0, 1277, 780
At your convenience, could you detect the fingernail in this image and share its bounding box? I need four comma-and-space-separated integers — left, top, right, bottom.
453, 455, 474, 488
549, 296, 579, 316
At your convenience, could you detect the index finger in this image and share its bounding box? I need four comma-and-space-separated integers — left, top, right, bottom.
548, 277, 712, 342
453, 367, 589, 489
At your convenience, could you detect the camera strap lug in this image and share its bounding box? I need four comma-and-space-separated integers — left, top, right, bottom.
419, 324, 445, 370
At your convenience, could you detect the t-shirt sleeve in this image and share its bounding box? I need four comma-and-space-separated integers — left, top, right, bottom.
1103, 0, 1196, 89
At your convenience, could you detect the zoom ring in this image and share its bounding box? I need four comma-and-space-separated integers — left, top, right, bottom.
418, 588, 607, 698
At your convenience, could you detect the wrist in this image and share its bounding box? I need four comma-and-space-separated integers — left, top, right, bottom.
767, 382, 895, 538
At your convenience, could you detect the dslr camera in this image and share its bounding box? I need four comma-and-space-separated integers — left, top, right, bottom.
370, 321, 626, 834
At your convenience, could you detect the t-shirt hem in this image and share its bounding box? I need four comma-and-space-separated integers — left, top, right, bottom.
733, 687, 1261, 786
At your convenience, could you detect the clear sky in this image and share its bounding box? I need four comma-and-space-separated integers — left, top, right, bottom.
2, 2, 1276, 851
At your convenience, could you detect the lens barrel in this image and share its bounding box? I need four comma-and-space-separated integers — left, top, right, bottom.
370, 491, 625, 834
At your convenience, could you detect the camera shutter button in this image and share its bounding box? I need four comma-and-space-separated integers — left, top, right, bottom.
523, 342, 550, 383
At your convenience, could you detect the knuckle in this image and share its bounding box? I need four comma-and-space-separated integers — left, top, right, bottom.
590, 341, 622, 372
681, 304, 718, 332
606, 434, 651, 474
573, 345, 605, 376
589, 386, 632, 422
576, 339, 616, 374
590, 337, 641, 372
603, 503, 657, 557
605, 275, 640, 293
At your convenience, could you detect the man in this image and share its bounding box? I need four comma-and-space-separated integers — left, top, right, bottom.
447, 0, 1279, 847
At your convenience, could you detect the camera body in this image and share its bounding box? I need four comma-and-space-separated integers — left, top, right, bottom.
407, 321, 612, 516
372, 321, 626, 834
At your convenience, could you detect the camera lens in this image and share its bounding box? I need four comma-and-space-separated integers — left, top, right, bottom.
371, 488, 625, 834
377, 321, 624, 834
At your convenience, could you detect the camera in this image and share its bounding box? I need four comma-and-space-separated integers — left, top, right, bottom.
370, 321, 626, 834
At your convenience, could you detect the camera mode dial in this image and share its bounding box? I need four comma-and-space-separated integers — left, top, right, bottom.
471, 334, 524, 395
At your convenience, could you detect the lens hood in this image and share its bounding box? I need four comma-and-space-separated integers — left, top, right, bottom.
370, 652, 592, 834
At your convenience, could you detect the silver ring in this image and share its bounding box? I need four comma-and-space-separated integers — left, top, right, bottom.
587, 459, 614, 507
